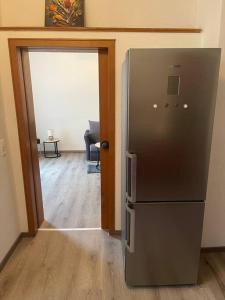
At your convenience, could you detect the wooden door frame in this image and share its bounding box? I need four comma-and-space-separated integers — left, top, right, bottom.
8, 38, 115, 235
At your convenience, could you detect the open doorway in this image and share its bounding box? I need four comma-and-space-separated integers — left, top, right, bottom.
8, 39, 115, 235
29, 50, 101, 229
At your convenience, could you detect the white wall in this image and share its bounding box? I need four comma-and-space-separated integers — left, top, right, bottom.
29, 51, 99, 151
197, 0, 222, 47
86, 0, 198, 28
0, 0, 198, 28
202, 1, 225, 247
0, 83, 20, 263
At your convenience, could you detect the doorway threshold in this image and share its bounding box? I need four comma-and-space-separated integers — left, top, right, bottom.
38, 228, 102, 231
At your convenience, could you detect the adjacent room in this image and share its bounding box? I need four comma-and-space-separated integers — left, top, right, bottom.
29, 50, 101, 229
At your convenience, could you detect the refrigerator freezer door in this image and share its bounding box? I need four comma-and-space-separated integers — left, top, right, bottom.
124, 201, 204, 286
127, 49, 221, 202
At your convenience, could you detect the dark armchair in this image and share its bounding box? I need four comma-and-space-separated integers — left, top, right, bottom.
84, 129, 99, 161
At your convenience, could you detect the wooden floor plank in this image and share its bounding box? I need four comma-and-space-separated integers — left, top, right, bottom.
39, 153, 101, 229
1, 231, 225, 300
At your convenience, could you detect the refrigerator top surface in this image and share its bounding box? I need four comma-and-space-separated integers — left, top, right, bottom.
128, 48, 221, 52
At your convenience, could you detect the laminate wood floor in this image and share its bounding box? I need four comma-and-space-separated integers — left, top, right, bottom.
0, 230, 225, 300
39, 153, 101, 229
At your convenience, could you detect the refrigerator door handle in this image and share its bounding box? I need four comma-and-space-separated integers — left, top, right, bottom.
126, 152, 137, 203
125, 204, 135, 253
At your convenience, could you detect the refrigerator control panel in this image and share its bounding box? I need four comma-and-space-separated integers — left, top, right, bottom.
152, 103, 189, 109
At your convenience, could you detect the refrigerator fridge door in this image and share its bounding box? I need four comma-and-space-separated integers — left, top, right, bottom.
124, 201, 204, 286
126, 152, 137, 203
127, 49, 221, 202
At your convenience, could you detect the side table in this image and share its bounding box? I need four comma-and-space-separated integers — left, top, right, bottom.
43, 139, 61, 158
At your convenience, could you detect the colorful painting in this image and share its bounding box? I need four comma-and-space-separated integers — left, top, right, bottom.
45, 0, 84, 27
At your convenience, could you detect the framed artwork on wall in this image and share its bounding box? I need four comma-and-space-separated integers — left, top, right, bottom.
45, 0, 84, 27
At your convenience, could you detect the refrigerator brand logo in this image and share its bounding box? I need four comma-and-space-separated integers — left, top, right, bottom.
169, 64, 181, 68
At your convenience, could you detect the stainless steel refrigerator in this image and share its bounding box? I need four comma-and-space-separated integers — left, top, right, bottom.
122, 48, 221, 286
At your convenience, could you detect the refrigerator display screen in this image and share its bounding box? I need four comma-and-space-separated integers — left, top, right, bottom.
167, 75, 180, 95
